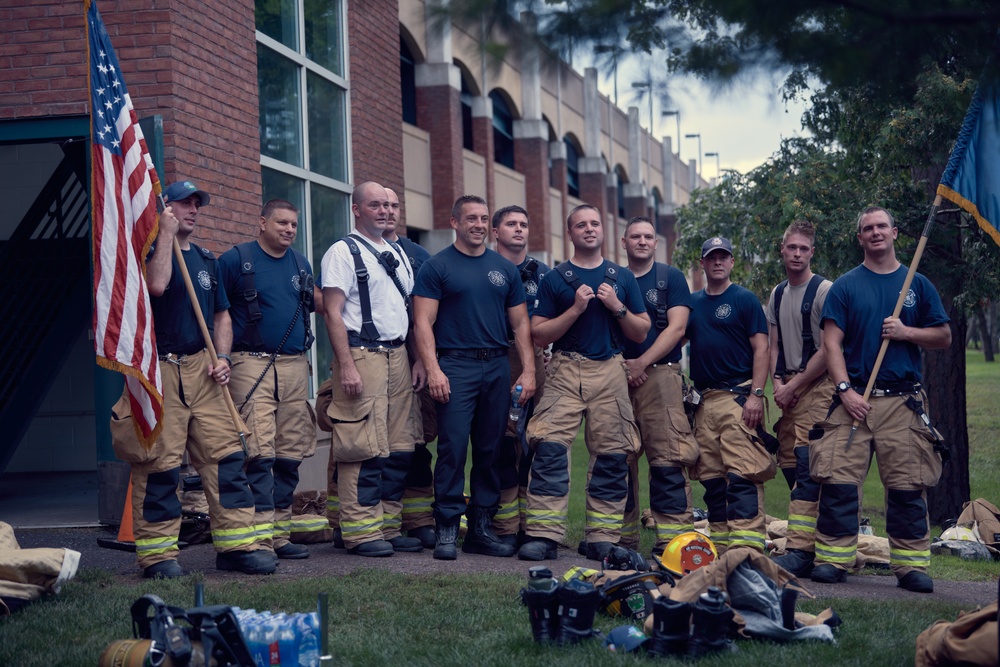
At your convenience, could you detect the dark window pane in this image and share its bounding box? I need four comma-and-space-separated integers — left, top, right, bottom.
490, 91, 514, 168
304, 0, 343, 75
400, 36, 417, 126
258, 44, 302, 167
255, 0, 298, 50
306, 72, 347, 181
311, 183, 350, 379
564, 137, 580, 198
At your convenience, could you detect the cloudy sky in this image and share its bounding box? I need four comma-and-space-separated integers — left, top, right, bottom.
583, 54, 812, 179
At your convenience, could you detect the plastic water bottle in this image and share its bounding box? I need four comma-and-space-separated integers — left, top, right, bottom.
509, 384, 524, 422
297, 613, 320, 667
527, 565, 555, 591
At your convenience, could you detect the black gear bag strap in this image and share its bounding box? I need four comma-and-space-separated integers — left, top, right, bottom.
236, 242, 266, 350
349, 233, 412, 316
654, 262, 669, 330
341, 237, 381, 342
774, 274, 824, 376
520, 257, 539, 285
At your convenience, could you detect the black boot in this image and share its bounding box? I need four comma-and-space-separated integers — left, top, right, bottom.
519, 566, 561, 643
688, 586, 737, 659
556, 578, 600, 646
433, 523, 458, 561
646, 597, 691, 657
462, 507, 515, 557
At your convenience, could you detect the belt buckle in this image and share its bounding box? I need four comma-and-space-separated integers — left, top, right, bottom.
477, 348, 489, 361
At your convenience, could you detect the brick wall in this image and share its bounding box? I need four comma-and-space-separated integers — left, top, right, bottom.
0, 1, 261, 253
348, 0, 403, 197
416, 84, 463, 228
514, 136, 551, 256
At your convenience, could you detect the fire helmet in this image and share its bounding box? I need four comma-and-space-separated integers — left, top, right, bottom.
661, 532, 717, 577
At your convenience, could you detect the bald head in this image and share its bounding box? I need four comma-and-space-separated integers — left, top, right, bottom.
351, 181, 389, 240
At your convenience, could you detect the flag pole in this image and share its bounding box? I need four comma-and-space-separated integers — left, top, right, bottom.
845, 194, 943, 449
159, 197, 250, 451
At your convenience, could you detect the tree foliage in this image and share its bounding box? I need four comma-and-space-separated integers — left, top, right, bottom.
444, 0, 1000, 520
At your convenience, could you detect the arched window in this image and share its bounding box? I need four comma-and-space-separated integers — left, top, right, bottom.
460, 72, 474, 151
615, 165, 628, 219
490, 90, 515, 168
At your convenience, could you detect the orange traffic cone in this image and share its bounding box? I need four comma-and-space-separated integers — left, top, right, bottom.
117, 480, 135, 542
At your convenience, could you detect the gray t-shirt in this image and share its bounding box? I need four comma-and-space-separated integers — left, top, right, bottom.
765, 277, 832, 370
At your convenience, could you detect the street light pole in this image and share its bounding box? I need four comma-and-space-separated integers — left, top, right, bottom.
662, 110, 680, 161
631, 80, 654, 188
685, 133, 702, 177
704, 151, 721, 180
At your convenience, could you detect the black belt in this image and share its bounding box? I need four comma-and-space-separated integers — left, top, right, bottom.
348, 332, 405, 349
159, 349, 202, 360
700, 379, 751, 394
851, 380, 921, 397
437, 348, 508, 360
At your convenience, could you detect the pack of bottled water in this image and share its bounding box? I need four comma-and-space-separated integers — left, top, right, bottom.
233, 607, 320, 667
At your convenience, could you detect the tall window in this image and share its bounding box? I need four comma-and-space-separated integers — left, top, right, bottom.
490, 90, 515, 169
400, 36, 417, 126
460, 72, 474, 151
563, 137, 580, 197
256, 0, 351, 388
615, 166, 627, 219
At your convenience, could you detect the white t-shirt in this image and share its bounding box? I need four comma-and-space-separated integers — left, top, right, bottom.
320, 232, 413, 341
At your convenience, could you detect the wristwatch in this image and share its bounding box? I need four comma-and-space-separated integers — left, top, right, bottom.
752, 387, 764, 397
614, 305, 628, 320
836, 381, 851, 393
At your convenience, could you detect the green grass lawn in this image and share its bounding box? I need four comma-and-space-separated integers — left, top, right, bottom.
1, 351, 997, 666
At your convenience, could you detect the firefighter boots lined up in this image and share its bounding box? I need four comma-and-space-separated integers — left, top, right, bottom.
520, 566, 560, 643
462, 507, 515, 557
687, 586, 737, 659
520, 571, 599, 646
646, 597, 691, 657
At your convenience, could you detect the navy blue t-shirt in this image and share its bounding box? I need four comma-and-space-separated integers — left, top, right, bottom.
534, 260, 644, 361
822, 264, 949, 384
686, 283, 768, 390
413, 245, 526, 350
622, 262, 692, 364
394, 236, 430, 279
151, 243, 229, 355
218, 241, 314, 354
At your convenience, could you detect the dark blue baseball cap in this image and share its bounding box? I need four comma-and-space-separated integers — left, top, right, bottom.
701, 236, 733, 258
164, 180, 210, 206
604, 625, 649, 653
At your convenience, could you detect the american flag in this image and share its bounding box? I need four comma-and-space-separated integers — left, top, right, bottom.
87, 0, 163, 447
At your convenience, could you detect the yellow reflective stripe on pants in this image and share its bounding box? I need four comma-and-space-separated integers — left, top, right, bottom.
326, 496, 340, 515
585, 510, 623, 531
135, 536, 179, 557
710, 532, 731, 549
212, 526, 259, 550
382, 512, 402, 532
890, 548, 930, 568
787, 514, 816, 534
402, 497, 432, 514
620, 519, 640, 539
341, 518, 383, 541
495, 500, 519, 522
526, 509, 566, 528
728, 530, 766, 551
290, 516, 330, 533
816, 543, 857, 564
655, 523, 693, 544
273, 518, 293, 539
253, 521, 274, 540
